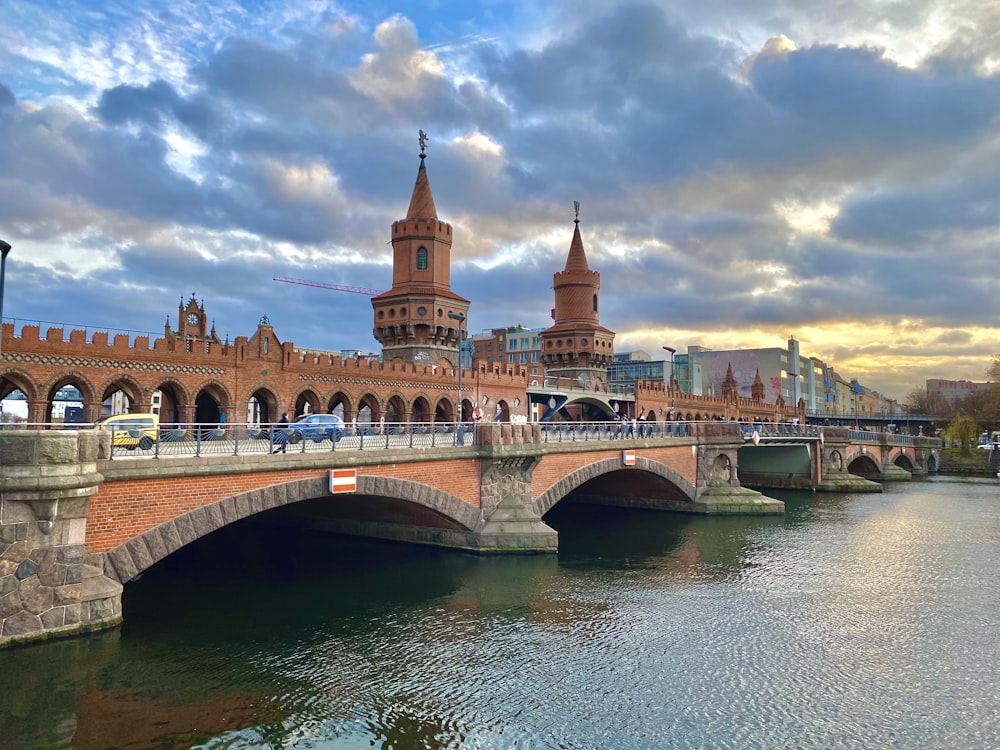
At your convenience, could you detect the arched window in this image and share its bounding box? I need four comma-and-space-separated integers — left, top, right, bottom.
416, 247, 428, 270
263, 337, 269, 355
593, 294, 598, 312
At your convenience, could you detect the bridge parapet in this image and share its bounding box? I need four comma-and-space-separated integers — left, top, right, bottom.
0, 430, 122, 647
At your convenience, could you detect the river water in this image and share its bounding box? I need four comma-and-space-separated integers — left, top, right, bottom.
2, 475, 999, 750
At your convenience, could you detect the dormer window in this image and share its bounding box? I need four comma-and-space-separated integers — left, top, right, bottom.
416, 247, 428, 270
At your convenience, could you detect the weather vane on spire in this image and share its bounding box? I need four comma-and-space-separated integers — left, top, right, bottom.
418, 129, 428, 156
574, 200, 580, 222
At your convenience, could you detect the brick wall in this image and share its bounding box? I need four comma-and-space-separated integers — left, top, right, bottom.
86, 458, 483, 553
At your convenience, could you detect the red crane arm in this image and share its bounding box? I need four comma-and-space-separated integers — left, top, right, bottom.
273, 276, 384, 296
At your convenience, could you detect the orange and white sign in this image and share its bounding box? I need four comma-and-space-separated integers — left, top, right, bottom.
622, 449, 636, 466
329, 469, 357, 494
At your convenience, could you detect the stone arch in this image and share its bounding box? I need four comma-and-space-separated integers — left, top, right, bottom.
433, 396, 452, 422
97, 374, 145, 411
846, 451, 881, 478
44, 372, 98, 422
293, 387, 321, 417
101, 475, 480, 583
246, 384, 279, 425
533, 456, 696, 518
193, 381, 232, 425
356, 392, 381, 423
0, 368, 39, 402
151, 378, 191, 426
892, 450, 915, 472
410, 394, 432, 424
926, 450, 939, 473
326, 391, 353, 422
384, 393, 407, 423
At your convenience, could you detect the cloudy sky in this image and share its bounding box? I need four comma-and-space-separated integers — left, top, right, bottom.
1, 0, 998, 400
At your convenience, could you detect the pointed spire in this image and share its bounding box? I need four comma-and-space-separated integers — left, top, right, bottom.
564, 201, 590, 272
406, 132, 438, 220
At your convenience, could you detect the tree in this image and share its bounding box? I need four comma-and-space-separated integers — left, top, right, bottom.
943, 413, 981, 456
904, 386, 950, 418
984, 355, 1000, 426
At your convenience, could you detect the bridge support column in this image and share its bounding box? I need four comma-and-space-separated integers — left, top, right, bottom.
693, 440, 784, 514
684, 425, 783, 513
477, 455, 558, 553
0, 430, 121, 648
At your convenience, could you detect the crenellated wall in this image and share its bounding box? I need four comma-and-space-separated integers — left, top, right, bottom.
0, 320, 532, 426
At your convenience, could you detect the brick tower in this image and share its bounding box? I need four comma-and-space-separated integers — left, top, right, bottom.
539, 204, 615, 389
372, 134, 469, 367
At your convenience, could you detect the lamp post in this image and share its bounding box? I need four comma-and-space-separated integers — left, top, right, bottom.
448, 312, 466, 432
662, 346, 676, 421
0, 240, 10, 363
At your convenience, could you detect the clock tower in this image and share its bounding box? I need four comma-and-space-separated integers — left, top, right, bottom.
372, 134, 470, 367
165, 293, 221, 347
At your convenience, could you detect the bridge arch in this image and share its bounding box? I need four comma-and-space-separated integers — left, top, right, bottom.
45, 372, 97, 421
533, 456, 696, 518
326, 391, 352, 421
410, 394, 432, 423
891, 449, 915, 472
97, 374, 145, 412
846, 451, 882, 479
384, 393, 407, 422
0, 368, 38, 402
102, 475, 481, 584
292, 386, 321, 416
151, 378, 191, 425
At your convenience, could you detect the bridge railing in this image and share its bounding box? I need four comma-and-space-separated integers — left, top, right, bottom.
8, 421, 481, 459
742, 422, 822, 440
539, 419, 692, 442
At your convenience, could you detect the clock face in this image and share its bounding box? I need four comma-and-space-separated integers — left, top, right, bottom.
187, 313, 200, 325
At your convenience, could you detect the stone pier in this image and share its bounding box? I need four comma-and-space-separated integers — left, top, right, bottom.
0, 430, 122, 647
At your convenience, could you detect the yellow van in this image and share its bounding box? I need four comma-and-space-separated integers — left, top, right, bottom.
95, 413, 160, 450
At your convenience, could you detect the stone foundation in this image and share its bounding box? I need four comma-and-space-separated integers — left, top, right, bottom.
1, 430, 122, 648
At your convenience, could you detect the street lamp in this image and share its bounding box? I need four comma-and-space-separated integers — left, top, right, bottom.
0, 240, 10, 363
448, 311, 466, 429
662, 346, 676, 420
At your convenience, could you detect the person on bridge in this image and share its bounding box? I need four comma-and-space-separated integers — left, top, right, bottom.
272, 412, 289, 453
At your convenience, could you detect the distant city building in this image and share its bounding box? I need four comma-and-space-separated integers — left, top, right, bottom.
925, 379, 992, 404
471, 325, 544, 378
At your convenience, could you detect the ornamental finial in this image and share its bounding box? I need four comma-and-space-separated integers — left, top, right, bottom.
574, 200, 580, 223
418, 129, 428, 156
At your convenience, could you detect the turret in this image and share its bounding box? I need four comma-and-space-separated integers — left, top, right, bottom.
372, 132, 470, 368
539, 203, 615, 389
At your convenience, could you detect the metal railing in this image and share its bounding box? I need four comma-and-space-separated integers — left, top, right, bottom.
539, 419, 691, 442
34, 421, 479, 459
742, 422, 822, 440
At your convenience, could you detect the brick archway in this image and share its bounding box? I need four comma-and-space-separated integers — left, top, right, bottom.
0, 368, 38, 402
532, 456, 696, 517
101, 475, 480, 583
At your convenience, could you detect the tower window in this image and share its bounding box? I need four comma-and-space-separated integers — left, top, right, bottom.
593, 294, 598, 312
416, 247, 428, 270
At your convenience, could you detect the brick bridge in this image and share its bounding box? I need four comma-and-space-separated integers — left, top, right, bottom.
0, 422, 939, 647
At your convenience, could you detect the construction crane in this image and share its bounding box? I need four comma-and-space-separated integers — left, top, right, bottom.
273, 276, 384, 296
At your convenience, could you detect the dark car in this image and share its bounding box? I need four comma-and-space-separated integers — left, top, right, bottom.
286, 413, 345, 442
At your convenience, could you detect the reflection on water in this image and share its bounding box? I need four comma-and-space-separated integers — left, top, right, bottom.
2, 476, 1000, 749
